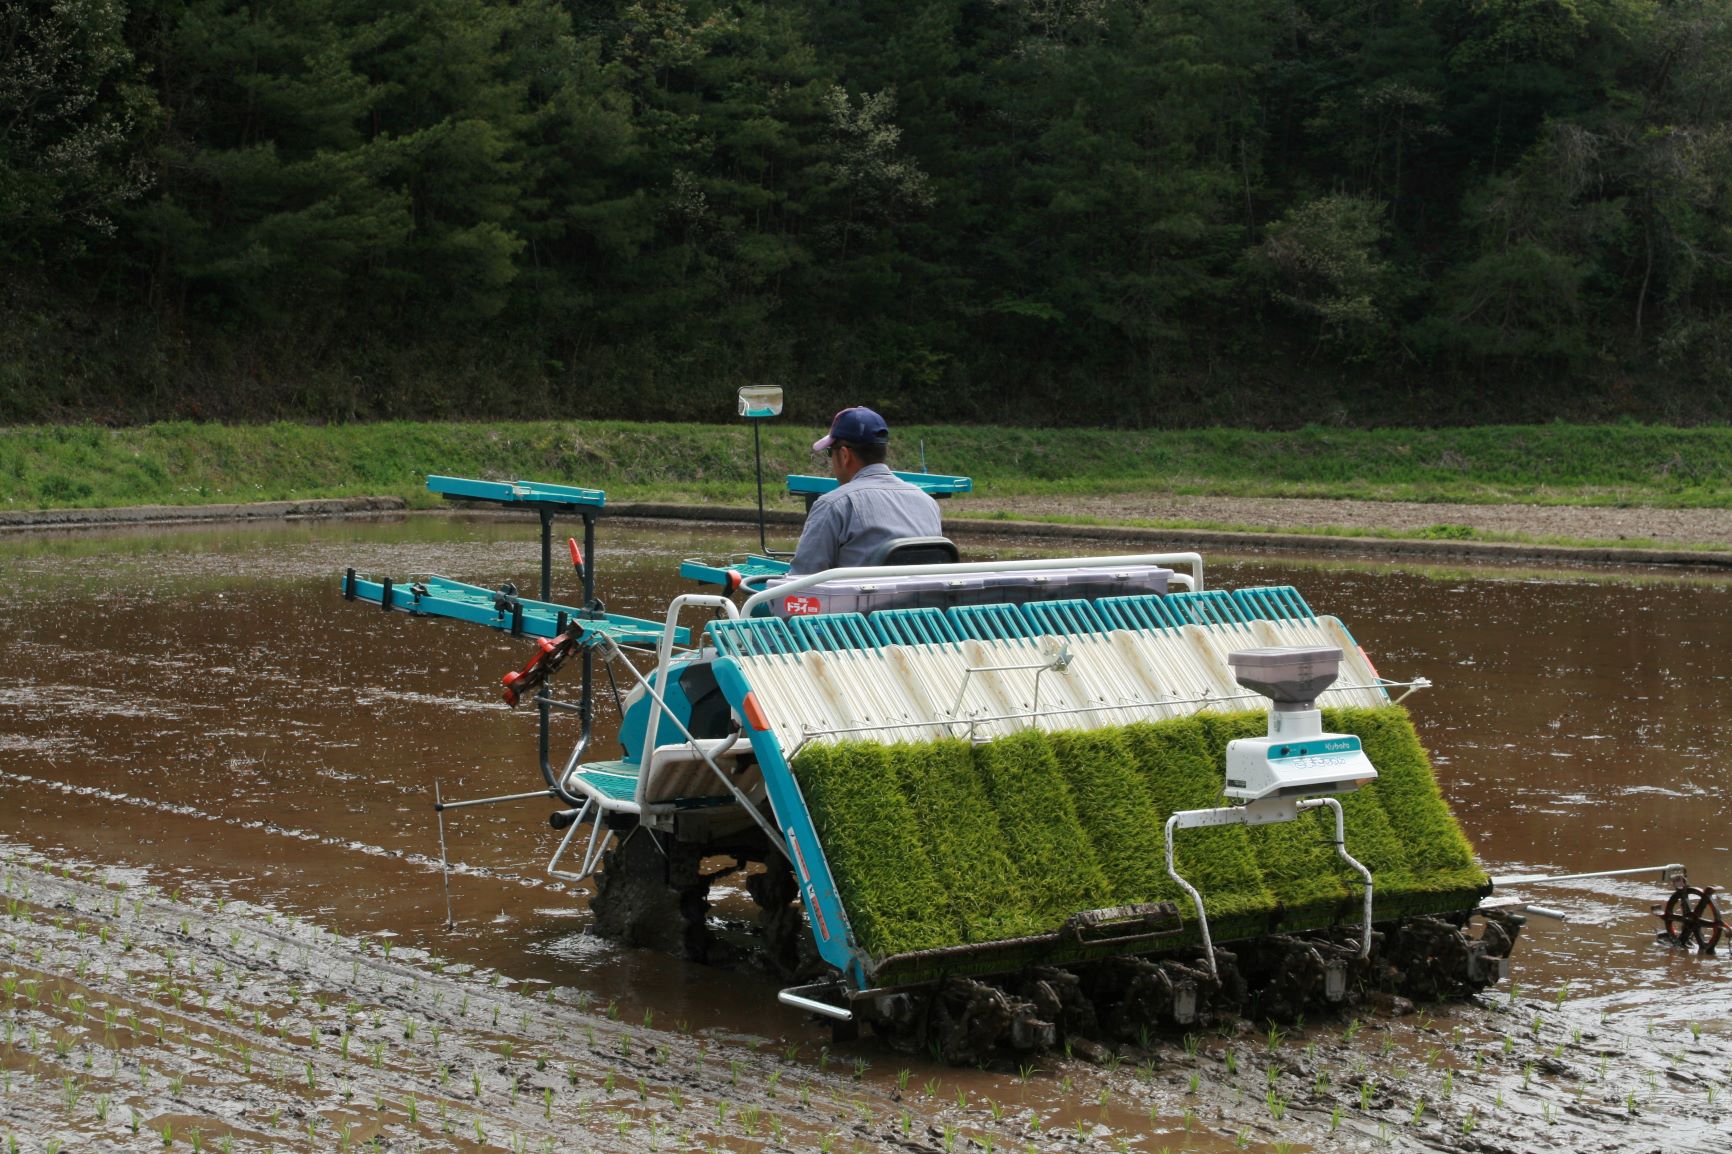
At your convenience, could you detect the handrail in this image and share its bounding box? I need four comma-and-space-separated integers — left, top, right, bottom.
739, 552, 1206, 617
599, 635, 787, 858
776, 676, 1433, 759
638, 594, 740, 778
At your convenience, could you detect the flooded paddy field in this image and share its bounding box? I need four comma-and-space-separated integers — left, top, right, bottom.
2, 515, 1730, 1152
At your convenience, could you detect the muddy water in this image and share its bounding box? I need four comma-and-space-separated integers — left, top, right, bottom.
0, 517, 795, 1037
3, 515, 1731, 1148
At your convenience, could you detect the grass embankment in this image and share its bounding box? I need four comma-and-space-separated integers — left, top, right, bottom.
791, 706, 1485, 962
4, 420, 1732, 513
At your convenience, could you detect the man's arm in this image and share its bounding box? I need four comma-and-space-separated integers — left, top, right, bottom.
786, 493, 847, 576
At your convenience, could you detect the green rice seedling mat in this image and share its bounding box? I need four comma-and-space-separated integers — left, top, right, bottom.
789, 705, 1487, 985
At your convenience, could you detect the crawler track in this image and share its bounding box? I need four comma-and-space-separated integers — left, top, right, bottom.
592, 839, 1522, 1064
852, 912, 1520, 1064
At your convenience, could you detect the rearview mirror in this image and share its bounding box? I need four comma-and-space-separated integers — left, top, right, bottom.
737, 385, 783, 420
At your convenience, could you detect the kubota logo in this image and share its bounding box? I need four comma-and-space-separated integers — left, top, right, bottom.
784, 595, 822, 615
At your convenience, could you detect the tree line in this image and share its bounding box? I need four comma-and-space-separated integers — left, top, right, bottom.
4, 0, 1730, 426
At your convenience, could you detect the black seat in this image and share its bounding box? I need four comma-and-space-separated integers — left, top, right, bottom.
867, 536, 960, 566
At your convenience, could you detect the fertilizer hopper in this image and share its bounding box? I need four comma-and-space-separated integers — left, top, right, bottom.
342, 459, 1711, 1062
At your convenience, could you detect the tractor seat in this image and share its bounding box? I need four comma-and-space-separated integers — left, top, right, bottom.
867, 536, 960, 566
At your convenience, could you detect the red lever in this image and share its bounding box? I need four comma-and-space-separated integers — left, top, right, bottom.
567, 537, 584, 574
499, 629, 582, 706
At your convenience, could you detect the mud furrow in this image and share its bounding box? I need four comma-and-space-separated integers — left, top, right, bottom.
4, 771, 557, 891
1, 855, 1001, 1152
4, 851, 1728, 1153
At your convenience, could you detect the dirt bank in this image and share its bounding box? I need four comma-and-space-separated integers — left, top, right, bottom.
0, 497, 405, 533
6, 491, 1732, 561
609, 499, 1732, 569
3, 848, 1724, 1153
572, 493, 1732, 554
960, 493, 1732, 550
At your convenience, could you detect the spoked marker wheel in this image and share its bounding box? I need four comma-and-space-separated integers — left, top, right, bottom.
1655, 885, 1727, 954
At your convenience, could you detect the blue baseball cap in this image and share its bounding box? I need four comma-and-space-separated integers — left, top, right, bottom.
813, 406, 890, 452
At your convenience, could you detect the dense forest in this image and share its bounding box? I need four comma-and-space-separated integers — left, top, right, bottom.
4, 0, 1730, 426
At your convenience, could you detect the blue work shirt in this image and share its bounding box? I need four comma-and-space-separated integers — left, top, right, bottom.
787, 463, 943, 575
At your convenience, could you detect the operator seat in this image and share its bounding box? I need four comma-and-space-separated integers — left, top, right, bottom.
868, 536, 960, 566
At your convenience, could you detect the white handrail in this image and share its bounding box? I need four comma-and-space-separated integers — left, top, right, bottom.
738, 552, 1206, 616
639, 594, 740, 778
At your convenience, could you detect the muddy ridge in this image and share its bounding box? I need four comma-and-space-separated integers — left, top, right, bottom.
6, 491, 1732, 567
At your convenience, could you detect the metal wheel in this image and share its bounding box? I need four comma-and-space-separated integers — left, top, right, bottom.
1658, 886, 1725, 954
588, 829, 712, 960
745, 856, 805, 978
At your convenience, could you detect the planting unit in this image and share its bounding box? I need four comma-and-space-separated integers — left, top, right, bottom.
343, 469, 1702, 1061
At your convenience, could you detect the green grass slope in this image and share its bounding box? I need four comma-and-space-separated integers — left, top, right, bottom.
5, 420, 1732, 512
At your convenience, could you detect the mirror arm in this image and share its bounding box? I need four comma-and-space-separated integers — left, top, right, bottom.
755, 419, 772, 557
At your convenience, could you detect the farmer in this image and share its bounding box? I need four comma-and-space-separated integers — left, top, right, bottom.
786, 406, 942, 575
